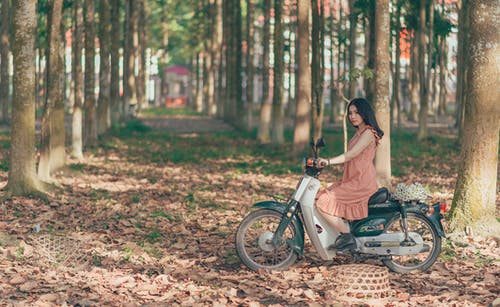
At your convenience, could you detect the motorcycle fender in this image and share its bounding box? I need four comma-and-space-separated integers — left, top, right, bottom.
407, 205, 446, 237
253, 201, 305, 255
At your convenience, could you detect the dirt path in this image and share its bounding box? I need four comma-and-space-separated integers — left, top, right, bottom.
140, 115, 235, 134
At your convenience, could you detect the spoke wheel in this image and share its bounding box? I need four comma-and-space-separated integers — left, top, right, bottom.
235, 209, 298, 271
382, 213, 441, 273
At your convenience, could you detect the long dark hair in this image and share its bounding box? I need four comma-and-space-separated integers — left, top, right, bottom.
348, 98, 384, 139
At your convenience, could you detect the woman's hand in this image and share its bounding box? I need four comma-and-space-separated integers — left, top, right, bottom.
317, 157, 329, 167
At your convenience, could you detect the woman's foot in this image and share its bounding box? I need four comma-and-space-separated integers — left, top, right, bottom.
329, 233, 356, 250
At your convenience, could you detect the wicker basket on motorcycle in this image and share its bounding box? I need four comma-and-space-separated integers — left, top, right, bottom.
333, 264, 391, 301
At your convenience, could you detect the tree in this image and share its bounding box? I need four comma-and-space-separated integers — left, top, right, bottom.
293, 0, 311, 154
373, 0, 391, 189
7, 0, 44, 196
271, 0, 284, 144
38, 0, 65, 181
97, 0, 111, 135
311, 0, 325, 142
0, 0, 10, 123
450, 0, 500, 236
110, 0, 121, 126
416, 0, 429, 140
71, 0, 84, 159
84, 0, 97, 147
348, 0, 358, 99
257, 0, 272, 144
124, 0, 138, 116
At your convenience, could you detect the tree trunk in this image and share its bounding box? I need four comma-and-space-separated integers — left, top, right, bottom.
245, 0, 255, 129
136, 0, 146, 112
329, 0, 338, 123
416, 0, 429, 140
450, 0, 500, 236
110, 0, 121, 126
0, 0, 10, 123
364, 0, 376, 103
311, 0, 325, 141
257, 0, 272, 144
84, 0, 97, 147
391, 0, 402, 130
437, 36, 447, 116
71, 0, 84, 159
373, 0, 391, 189
348, 0, 357, 99
455, 0, 468, 138
8, 0, 43, 196
408, 33, 419, 122
38, 0, 65, 181
293, 0, 311, 154
98, 0, 111, 135
124, 0, 138, 115
271, 0, 284, 144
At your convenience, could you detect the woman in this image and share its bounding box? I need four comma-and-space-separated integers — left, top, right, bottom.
316, 97, 384, 250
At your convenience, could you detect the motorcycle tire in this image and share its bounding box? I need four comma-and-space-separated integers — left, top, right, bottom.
382, 212, 442, 273
235, 209, 298, 271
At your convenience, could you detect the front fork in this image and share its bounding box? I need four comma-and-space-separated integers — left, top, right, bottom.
272, 199, 300, 246
400, 203, 414, 246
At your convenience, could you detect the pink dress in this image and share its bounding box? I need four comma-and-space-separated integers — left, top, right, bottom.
316, 126, 379, 220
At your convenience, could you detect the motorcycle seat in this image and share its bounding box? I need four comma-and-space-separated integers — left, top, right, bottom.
368, 187, 389, 205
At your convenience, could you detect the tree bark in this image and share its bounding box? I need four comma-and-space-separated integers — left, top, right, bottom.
373, 0, 391, 189
110, 0, 121, 126
293, 0, 311, 154
71, 0, 84, 159
416, 0, 429, 140
98, 0, 111, 135
38, 0, 65, 181
311, 0, 325, 141
271, 0, 284, 144
450, 0, 500, 236
257, 0, 272, 144
348, 0, 357, 99
84, 0, 97, 147
8, 0, 43, 196
0, 0, 10, 123
245, 0, 255, 129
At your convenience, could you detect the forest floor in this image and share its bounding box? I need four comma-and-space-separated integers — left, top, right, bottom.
0, 113, 498, 306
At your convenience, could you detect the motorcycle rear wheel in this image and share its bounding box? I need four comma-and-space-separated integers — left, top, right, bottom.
235, 209, 298, 271
382, 213, 441, 273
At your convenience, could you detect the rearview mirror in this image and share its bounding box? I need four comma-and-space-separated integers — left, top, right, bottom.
315, 138, 325, 148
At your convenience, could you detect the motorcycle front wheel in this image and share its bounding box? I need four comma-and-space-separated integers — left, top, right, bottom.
235, 209, 298, 271
382, 213, 442, 273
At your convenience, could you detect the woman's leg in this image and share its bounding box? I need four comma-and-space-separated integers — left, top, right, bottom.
319, 211, 350, 233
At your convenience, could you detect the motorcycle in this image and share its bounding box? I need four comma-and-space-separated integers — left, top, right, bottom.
235, 138, 446, 273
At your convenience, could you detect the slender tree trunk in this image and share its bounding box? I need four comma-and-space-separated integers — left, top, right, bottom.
329, 0, 338, 123
98, 0, 111, 135
136, 0, 146, 112
38, 0, 65, 181
110, 0, 121, 126
215, 0, 224, 117
437, 36, 447, 116
271, 0, 284, 144
245, 0, 255, 129
84, 0, 97, 146
450, 0, 500, 236
233, 0, 244, 127
417, 0, 429, 140
0, 0, 10, 123
348, 0, 357, 99
373, 0, 391, 189
257, 0, 272, 143
8, 0, 43, 195
364, 0, 376, 102
408, 33, 419, 122
311, 0, 325, 141
293, 0, 311, 154
71, 0, 84, 159
124, 0, 138, 115
391, 1, 402, 130
426, 0, 435, 115
455, 0, 468, 138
